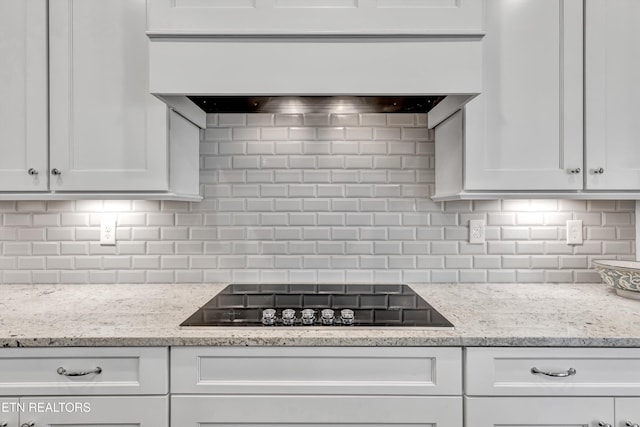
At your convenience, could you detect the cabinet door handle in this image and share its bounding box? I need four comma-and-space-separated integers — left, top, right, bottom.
530, 367, 576, 377
21, 423, 35, 427
57, 366, 102, 376
626, 422, 640, 427
28, 168, 38, 176
0, 421, 7, 427
592, 168, 605, 174
51, 168, 62, 176
568, 168, 581, 174
598, 423, 612, 427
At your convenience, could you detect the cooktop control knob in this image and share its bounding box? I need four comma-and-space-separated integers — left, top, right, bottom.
301, 309, 316, 326
321, 309, 335, 325
282, 309, 296, 326
261, 309, 277, 326
340, 309, 355, 326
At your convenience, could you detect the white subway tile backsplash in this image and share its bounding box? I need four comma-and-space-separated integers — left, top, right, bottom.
0, 113, 634, 284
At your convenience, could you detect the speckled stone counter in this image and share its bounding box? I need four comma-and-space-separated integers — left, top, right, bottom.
0, 283, 639, 347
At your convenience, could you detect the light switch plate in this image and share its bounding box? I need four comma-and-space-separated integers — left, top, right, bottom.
566, 219, 583, 245
100, 218, 116, 246
469, 219, 485, 244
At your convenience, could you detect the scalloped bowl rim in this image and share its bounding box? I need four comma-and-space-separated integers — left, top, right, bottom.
592, 259, 640, 273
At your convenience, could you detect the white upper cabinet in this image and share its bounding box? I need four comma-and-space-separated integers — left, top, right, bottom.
49, 0, 169, 192
434, 0, 640, 200
463, 0, 583, 191
585, 0, 640, 190
0, 0, 48, 191
0, 0, 201, 200
146, 0, 484, 36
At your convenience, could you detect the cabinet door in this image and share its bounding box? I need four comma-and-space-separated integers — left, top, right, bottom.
464, 0, 583, 190
0, 398, 19, 427
585, 0, 640, 190
172, 395, 462, 427
20, 396, 168, 427
466, 397, 614, 427
0, 0, 48, 191
49, 0, 169, 192
616, 398, 640, 427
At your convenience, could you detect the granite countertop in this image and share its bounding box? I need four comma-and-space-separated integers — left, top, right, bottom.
0, 283, 639, 347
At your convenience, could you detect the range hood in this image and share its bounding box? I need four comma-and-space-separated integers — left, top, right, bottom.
146, 1, 484, 129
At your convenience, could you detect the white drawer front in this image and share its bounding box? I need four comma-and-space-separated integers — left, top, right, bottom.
466, 347, 640, 396
0, 347, 168, 395
172, 347, 462, 395
172, 395, 462, 426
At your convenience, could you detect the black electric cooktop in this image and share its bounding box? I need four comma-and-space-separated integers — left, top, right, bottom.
181, 284, 454, 328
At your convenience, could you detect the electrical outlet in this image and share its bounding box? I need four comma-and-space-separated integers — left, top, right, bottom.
469, 219, 485, 244
566, 219, 583, 245
100, 218, 116, 246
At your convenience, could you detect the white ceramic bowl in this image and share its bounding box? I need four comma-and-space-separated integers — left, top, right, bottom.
592, 259, 640, 300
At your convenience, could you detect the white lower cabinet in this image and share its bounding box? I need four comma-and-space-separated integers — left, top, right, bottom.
170, 347, 463, 427
465, 347, 640, 427
465, 397, 614, 427
172, 395, 462, 427
616, 398, 640, 427
0, 347, 169, 427
0, 398, 20, 427
20, 396, 168, 427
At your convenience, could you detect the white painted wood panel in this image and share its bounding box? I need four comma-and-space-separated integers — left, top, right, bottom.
20, 396, 168, 427
434, 110, 464, 199
171, 347, 461, 395
616, 398, 640, 427
49, 0, 169, 192
0, 0, 48, 191
466, 347, 640, 396
464, 0, 584, 191
465, 397, 614, 427
168, 110, 201, 197
0, 347, 168, 395
585, 0, 640, 190
172, 395, 462, 426
149, 38, 482, 96
147, 0, 484, 35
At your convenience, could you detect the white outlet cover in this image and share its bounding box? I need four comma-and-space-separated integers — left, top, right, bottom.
100, 218, 117, 246
469, 219, 485, 244
566, 219, 583, 245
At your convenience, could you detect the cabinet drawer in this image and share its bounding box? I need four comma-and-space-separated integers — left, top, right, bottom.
171, 347, 462, 395
21, 396, 168, 427
0, 347, 168, 395
172, 395, 462, 426
466, 347, 640, 396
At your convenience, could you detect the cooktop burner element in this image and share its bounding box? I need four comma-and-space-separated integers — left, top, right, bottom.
180, 284, 454, 328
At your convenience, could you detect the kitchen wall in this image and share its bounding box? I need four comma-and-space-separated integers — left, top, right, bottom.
0, 113, 635, 284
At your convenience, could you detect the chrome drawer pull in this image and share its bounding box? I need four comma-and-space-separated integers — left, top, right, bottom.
626, 422, 640, 427
530, 367, 576, 377
0, 421, 7, 427
21, 423, 35, 427
598, 423, 612, 427
57, 366, 102, 376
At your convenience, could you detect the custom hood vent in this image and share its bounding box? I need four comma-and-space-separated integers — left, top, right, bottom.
146, 0, 485, 129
